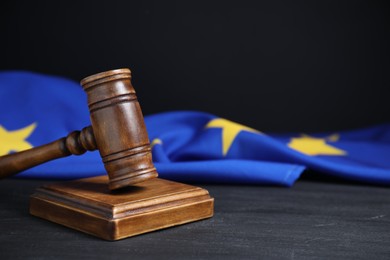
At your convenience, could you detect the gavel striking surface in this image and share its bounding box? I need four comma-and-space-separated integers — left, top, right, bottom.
27, 68, 214, 240
30, 176, 214, 240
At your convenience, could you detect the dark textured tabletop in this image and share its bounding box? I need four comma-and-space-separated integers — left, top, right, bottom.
1, 175, 389, 259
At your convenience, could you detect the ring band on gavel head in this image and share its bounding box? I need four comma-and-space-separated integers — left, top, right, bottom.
81, 69, 158, 190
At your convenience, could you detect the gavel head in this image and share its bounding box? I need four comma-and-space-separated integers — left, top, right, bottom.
80, 69, 158, 190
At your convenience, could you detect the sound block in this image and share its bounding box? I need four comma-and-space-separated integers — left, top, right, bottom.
30, 176, 214, 240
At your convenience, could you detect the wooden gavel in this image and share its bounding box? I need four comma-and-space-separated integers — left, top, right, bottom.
0, 68, 158, 190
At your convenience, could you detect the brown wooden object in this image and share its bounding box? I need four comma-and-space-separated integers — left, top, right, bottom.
30, 175, 214, 240
1, 68, 214, 240
0, 68, 158, 190
81, 69, 158, 190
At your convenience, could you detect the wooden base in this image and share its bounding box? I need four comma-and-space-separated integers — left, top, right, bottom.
30, 176, 214, 240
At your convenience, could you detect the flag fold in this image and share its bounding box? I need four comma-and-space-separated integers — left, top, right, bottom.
1, 71, 389, 186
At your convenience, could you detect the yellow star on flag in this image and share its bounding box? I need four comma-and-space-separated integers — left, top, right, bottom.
0, 123, 37, 156
288, 133, 346, 156
151, 138, 163, 148
206, 118, 260, 156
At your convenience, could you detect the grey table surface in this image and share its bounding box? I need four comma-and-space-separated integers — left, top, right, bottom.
0, 176, 389, 259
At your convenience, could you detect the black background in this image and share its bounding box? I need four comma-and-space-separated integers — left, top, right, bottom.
1, 0, 389, 132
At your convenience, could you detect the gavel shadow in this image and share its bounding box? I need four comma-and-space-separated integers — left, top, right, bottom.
109, 185, 145, 195
63, 176, 146, 195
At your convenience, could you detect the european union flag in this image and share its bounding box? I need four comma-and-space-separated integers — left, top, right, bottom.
1, 71, 390, 186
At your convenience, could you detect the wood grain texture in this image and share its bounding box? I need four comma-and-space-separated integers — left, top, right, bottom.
1, 178, 389, 259
30, 176, 214, 240
80, 69, 158, 190
0, 68, 158, 190
0, 126, 96, 179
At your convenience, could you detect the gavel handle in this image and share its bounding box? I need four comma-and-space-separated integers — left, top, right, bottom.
0, 126, 97, 179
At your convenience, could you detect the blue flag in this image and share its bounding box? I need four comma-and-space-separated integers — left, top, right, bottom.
1, 71, 390, 186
